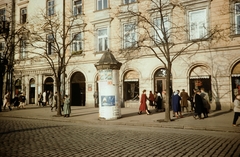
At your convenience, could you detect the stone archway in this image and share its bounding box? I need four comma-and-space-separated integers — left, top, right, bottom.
70, 72, 86, 106
231, 62, 240, 101
189, 66, 211, 100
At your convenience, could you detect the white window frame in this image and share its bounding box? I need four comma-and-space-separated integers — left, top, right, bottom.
20, 7, 27, 24
72, 32, 83, 53
124, 0, 136, 4
20, 39, 26, 59
153, 16, 169, 43
47, 0, 54, 16
97, 0, 108, 10
97, 28, 108, 52
123, 23, 137, 49
0, 8, 5, 21
189, 9, 207, 40
235, 3, 240, 34
73, 0, 82, 15
47, 34, 54, 55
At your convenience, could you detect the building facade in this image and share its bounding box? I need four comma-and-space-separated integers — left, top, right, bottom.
1, 0, 240, 110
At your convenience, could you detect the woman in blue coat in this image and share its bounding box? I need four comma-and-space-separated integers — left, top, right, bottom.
63, 95, 71, 117
172, 91, 183, 118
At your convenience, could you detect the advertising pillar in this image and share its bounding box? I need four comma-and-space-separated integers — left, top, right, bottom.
95, 50, 122, 120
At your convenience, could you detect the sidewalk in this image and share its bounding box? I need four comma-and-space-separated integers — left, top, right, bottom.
0, 104, 239, 133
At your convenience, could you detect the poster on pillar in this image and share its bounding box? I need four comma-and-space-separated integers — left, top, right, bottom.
98, 69, 121, 120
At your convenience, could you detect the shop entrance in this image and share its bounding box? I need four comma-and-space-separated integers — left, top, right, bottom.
29, 78, 35, 104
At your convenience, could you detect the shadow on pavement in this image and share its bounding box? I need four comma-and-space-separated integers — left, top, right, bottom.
70, 111, 99, 117
207, 110, 233, 118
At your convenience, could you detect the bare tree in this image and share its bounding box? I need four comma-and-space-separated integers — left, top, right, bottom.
117, 0, 228, 121
0, 1, 24, 111
25, 7, 86, 116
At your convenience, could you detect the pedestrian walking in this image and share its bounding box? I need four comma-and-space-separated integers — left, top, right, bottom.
155, 92, 162, 112
3, 91, 12, 111
18, 93, 26, 109
193, 89, 204, 119
148, 91, 155, 108
93, 90, 98, 107
63, 95, 71, 117
180, 89, 189, 113
48, 91, 53, 111
38, 93, 43, 107
46, 90, 50, 106
172, 90, 182, 118
190, 88, 197, 112
51, 92, 57, 111
138, 89, 150, 115
200, 88, 211, 118
13, 94, 20, 108
232, 94, 240, 127
42, 91, 46, 106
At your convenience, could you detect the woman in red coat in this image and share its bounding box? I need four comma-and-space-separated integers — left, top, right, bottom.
138, 89, 150, 115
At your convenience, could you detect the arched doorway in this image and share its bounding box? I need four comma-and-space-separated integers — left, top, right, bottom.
71, 72, 86, 106
15, 79, 22, 95
154, 68, 172, 95
29, 78, 35, 104
189, 66, 211, 100
231, 62, 240, 101
123, 70, 139, 101
44, 77, 54, 92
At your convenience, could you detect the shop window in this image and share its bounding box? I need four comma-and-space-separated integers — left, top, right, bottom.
123, 70, 139, 101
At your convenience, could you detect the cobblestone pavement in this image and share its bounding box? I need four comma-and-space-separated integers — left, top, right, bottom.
0, 117, 240, 157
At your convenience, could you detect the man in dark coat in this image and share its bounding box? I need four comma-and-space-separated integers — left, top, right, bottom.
194, 90, 204, 119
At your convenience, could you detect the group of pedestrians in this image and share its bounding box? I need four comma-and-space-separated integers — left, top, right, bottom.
2, 91, 26, 111
138, 90, 164, 115
137, 87, 211, 120
38, 91, 71, 117
192, 88, 211, 119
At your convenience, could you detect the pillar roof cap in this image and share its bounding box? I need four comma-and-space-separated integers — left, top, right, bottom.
95, 49, 122, 70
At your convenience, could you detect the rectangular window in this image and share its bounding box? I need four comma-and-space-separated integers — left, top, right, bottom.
189, 9, 207, 40
123, 23, 137, 48
47, 34, 54, 55
153, 17, 169, 43
124, 0, 136, 4
235, 3, 240, 34
0, 8, 5, 21
73, 0, 82, 15
97, 0, 107, 10
47, 0, 54, 16
72, 32, 83, 53
97, 28, 108, 51
20, 40, 26, 59
20, 7, 27, 24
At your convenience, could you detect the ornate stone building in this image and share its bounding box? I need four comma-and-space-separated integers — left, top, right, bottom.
1, 0, 240, 110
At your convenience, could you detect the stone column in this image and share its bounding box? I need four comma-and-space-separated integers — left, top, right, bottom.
95, 50, 122, 120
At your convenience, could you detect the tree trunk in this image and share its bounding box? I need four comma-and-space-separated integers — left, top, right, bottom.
56, 81, 62, 116
164, 63, 172, 122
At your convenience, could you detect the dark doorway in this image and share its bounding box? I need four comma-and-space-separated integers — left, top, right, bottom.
29, 78, 35, 104
44, 77, 54, 92
71, 72, 85, 106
